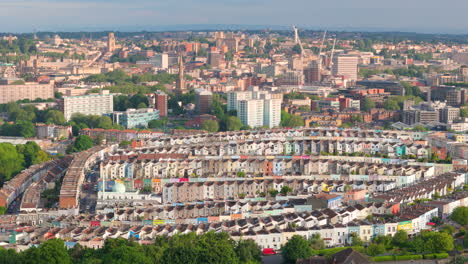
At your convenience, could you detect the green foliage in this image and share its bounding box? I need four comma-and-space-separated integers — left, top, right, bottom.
366, 243, 386, 256
23, 238, 72, 264
372, 255, 394, 262
391, 230, 409, 248
308, 233, 325, 250
148, 117, 168, 129
410, 231, 454, 253
350, 233, 363, 247
201, 120, 219, 132
0, 206, 6, 215
235, 239, 262, 264
281, 235, 314, 264
450, 206, 468, 225
45, 110, 66, 125
361, 98, 376, 111
440, 225, 455, 235
16, 141, 50, 167
119, 140, 132, 148
0, 143, 25, 184
68, 135, 93, 153
280, 185, 293, 195
394, 254, 423, 261
226, 116, 243, 131
281, 111, 304, 127
268, 189, 279, 197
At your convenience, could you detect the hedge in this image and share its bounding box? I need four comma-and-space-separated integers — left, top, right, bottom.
372, 256, 394, 262
423, 253, 449, 259
315, 247, 350, 256
394, 255, 423, 260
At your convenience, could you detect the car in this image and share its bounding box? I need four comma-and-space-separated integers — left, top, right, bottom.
262, 248, 277, 256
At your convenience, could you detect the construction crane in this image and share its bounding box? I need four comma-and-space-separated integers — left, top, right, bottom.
329, 38, 337, 70
317, 30, 327, 67
292, 25, 305, 57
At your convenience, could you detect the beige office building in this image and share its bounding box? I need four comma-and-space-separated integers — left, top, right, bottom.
59, 90, 113, 120
332, 55, 359, 81
0, 81, 54, 104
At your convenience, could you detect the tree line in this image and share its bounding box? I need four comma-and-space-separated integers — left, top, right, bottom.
0, 233, 262, 264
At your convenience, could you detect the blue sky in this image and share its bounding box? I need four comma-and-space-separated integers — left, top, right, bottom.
1, 0, 467, 33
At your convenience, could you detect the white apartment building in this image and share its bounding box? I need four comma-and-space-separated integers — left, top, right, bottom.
238, 99, 264, 128
59, 90, 114, 120
263, 99, 281, 128
148, 53, 169, 69
227, 91, 253, 111
229, 88, 282, 128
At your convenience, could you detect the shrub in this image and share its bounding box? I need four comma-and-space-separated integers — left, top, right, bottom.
316, 247, 350, 256
394, 255, 423, 260
434, 253, 449, 259
372, 255, 394, 262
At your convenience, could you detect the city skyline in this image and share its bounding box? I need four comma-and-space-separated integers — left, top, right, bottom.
1, 0, 468, 34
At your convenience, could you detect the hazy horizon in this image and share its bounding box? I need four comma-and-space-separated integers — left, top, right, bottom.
1, 0, 467, 34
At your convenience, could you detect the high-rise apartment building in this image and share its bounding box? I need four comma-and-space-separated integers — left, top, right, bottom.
207, 47, 222, 68
154, 91, 168, 117
231, 88, 282, 128
59, 90, 114, 120
263, 99, 282, 128
238, 99, 264, 128
107, 32, 116, 53
194, 88, 213, 114
148, 53, 169, 69
176, 55, 186, 94
332, 55, 359, 81
227, 91, 253, 111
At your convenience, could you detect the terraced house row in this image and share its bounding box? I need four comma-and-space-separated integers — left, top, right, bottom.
100, 157, 433, 185
110, 139, 432, 158
140, 128, 428, 147
5, 204, 444, 251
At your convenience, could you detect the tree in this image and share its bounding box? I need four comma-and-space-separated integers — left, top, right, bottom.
440, 225, 455, 235
287, 115, 305, 127
137, 102, 148, 109
0, 143, 25, 183
366, 243, 385, 256
280, 185, 293, 195
308, 233, 325, 250
350, 232, 363, 247
451, 206, 468, 225
69, 135, 93, 153
383, 99, 400, 110
0, 247, 21, 264
119, 140, 132, 148
23, 238, 72, 264
235, 239, 261, 264
410, 231, 453, 253
372, 235, 392, 249
100, 238, 152, 264
268, 189, 279, 197
148, 117, 168, 129
202, 120, 219, 133
0, 206, 6, 215
226, 116, 243, 131
361, 98, 376, 111
281, 235, 314, 264
45, 110, 66, 125
391, 230, 408, 248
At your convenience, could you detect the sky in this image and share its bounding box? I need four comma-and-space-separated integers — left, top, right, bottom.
1, 0, 467, 34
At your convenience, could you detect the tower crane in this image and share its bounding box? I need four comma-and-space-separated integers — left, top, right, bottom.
329, 38, 337, 70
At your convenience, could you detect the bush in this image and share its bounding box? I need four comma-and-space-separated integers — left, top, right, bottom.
394, 255, 423, 260
434, 253, 449, 259
315, 247, 350, 256
372, 255, 394, 262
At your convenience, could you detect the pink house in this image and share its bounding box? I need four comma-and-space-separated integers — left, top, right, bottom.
344, 189, 367, 204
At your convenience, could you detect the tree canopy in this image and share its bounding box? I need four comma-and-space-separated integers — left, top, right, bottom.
281, 235, 314, 264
